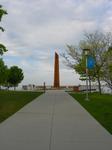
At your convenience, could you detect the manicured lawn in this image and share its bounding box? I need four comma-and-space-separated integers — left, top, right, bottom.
0, 90, 43, 123
70, 92, 112, 134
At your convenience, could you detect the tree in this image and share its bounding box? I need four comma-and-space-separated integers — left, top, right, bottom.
62, 31, 112, 94
0, 5, 7, 30
0, 43, 8, 55
0, 5, 8, 55
7, 66, 24, 90
102, 47, 112, 89
0, 58, 8, 89
80, 31, 112, 94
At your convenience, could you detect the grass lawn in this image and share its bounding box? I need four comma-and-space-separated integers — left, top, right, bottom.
70, 92, 112, 134
0, 90, 43, 123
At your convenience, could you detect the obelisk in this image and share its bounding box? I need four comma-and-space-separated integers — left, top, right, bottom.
54, 52, 60, 88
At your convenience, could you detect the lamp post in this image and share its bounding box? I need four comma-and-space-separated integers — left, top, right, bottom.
43, 82, 46, 93
83, 49, 90, 101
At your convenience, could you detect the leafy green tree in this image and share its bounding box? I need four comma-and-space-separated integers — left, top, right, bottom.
80, 31, 112, 94
102, 47, 112, 89
0, 5, 7, 30
7, 66, 24, 90
0, 44, 8, 55
0, 58, 8, 89
62, 31, 112, 94
0, 5, 8, 55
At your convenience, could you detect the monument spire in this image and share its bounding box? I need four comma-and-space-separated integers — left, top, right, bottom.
54, 51, 60, 88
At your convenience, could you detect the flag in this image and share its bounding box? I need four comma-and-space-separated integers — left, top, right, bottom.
87, 56, 95, 69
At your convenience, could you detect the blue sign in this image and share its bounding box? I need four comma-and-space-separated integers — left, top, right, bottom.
87, 56, 95, 69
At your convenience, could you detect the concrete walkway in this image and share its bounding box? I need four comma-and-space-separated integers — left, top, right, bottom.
0, 90, 112, 150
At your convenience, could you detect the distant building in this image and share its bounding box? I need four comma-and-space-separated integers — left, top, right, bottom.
22, 84, 36, 91
73, 84, 112, 94
22, 83, 112, 94
79, 85, 98, 92
101, 85, 112, 94
73, 86, 80, 92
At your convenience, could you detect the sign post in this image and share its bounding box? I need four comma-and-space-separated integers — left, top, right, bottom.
86, 55, 89, 101
83, 49, 95, 101
43, 82, 46, 93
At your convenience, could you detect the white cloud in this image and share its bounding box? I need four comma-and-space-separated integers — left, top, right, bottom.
1, 0, 112, 86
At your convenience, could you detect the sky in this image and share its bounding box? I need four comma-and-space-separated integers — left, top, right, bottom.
0, 0, 112, 86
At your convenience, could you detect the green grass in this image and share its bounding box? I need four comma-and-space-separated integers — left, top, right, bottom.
70, 92, 112, 134
0, 90, 43, 123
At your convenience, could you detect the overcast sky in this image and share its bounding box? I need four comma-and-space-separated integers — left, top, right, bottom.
0, 0, 112, 86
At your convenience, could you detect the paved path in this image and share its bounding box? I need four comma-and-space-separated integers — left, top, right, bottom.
0, 90, 112, 150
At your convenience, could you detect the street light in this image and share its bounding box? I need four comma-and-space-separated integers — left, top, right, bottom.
83, 49, 90, 101
43, 82, 46, 93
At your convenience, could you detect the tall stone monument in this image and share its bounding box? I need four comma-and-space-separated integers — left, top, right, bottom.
54, 52, 60, 88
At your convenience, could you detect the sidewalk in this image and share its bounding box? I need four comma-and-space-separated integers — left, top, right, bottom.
0, 90, 112, 150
